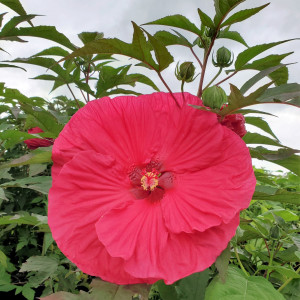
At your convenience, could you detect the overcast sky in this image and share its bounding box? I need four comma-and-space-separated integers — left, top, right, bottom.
0, 0, 299, 171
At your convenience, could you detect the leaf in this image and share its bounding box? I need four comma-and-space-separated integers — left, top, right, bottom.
4, 26, 76, 50
32, 46, 70, 57
240, 53, 293, 71
0, 15, 36, 36
0, 188, 8, 202
0, 0, 31, 20
213, 0, 245, 25
154, 30, 192, 47
240, 64, 288, 94
253, 189, 300, 205
258, 266, 300, 279
176, 269, 210, 300
59, 23, 162, 71
22, 283, 35, 300
0, 150, 52, 169
221, 3, 269, 27
198, 8, 215, 28
78, 31, 104, 44
257, 83, 300, 107
0, 176, 52, 194
143, 14, 202, 36
243, 132, 283, 147
156, 281, 179, 300
0, 63, 26, 71
215, 244, 231, 283
269, 66, 289, 86
205, 266, 285, 300
143, 28, 174, 71
217, 30, 248, 47
245, 117, 278, 140
235, 39, 297, 70
0, 250, 7, 268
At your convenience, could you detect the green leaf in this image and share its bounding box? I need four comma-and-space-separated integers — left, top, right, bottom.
22, 283, 35, 300
0, 213, 48, 228
0, 188, 8, 202
0, 0, 31, 20
221, 3, 269, 27
217, 29, 248, 47
269, 66, 289, 86
5, 26, 76, 50
213, 0, 245, 25
0, 15, 36, 36
245, 117, 278, 140
198, 8, 215, 28
258, 266, 300, 279
156, 280, 179, 300
154, 30, 192, 47
0, 250, 7, 268
0, 150, 52, 169
176, 269, 210, 300
240, 64, 288, 94
143, 28, 174, 71
0, 63, 26, 71
205, 266, 285, 300
257, 83, 300, 107
240, 52, 293, 71
143, 14, 202, 36
31, 46, 70, 57
253, 189, 300, 205
59, 23, 161, 71
215, 244, 231, 283
235, 39, 296, 70
78, 31, 104, 44
243, 132, 283, 147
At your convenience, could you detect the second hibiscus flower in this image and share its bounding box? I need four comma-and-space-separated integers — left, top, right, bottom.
48, 92, 256, 284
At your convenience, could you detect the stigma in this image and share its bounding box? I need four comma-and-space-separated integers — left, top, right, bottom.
141, 168, 160, 191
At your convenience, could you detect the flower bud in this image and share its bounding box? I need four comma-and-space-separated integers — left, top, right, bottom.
202, 86, 227, 109
213, 47, 234, 68
175, 62, 196, 83
218, 114, 247, 138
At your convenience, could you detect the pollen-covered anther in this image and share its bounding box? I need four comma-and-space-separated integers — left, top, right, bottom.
140, 168, 160, 191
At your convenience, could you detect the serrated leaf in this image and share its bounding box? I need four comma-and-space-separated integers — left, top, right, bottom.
245, 116, 278, 140
258, 265, 300, 279
277, 245, 300, 262
144, 14, 202, 36
31, 46, 70, 57
243, 132, 282, 147
20, 256, 58, 273
213, 0, 245, 25
0, 63, 26, 71
240, 64, 288, 94
176, 269, 210, 300
0, 0, 31, 22
78, 31, 104, 44
0, 14, 36, 36
154, 30, 192, 47
237, 109, 277, 117
215, 245, 231, 283
4, 26, 76, 50
198, 8, 215, 28
205, 266, 285, 300
221, 3, 269, 28
269, 66, 289, 86
235, 39, 297, 70
253, 189, 300, 205
257, 83, 300, 106
217, 29, 248, 47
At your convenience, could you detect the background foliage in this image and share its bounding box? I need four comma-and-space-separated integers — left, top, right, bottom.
0, 0, 299, 299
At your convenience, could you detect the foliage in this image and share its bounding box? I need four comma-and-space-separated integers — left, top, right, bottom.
0, 0, 299, 299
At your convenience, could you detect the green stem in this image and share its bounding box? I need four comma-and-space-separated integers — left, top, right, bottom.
203, 67, 222, 91
234, 247, 249, 277
67, 84, 81, 109
266, 241, 276, 280
278, 266, 300, 292
190, 47, 203, 69
215, 70, 238, 86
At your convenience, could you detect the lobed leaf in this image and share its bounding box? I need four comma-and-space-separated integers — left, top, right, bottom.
217, 29, 248, 47
198, 8, 215, 28
245, 117, 278, 140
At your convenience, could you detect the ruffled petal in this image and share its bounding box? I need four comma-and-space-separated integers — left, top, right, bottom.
124, 214, 240, 284
162, 129, 255, 233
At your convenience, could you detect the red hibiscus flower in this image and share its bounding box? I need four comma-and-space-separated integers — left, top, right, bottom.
48, 92, 256, 284
24, 127, 54, 149
218, 114, 247, 138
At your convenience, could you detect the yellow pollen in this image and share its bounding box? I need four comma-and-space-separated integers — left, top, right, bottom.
141, 171, 159, 191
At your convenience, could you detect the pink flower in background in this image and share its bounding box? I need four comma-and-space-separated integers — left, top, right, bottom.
24, 127, 54, 149
218, 114, 247, 138
48, 92, 256, 284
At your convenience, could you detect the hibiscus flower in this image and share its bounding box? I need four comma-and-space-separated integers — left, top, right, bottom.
48, 92, 256, 284
24, 127, 54, 149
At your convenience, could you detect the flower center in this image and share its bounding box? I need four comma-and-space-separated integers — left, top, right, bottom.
140, 168, 159, 191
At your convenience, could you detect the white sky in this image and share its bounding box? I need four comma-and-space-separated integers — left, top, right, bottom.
0, 0, 299, 171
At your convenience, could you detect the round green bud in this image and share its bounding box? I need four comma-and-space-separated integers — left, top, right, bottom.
175, 62, 196, 83
213, 47, 233, 68
202, 86, 227, 109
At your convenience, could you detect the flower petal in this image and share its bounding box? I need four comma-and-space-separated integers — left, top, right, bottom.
162, 129, 255, 233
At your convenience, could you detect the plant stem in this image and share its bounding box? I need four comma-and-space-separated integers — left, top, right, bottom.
278, 266, 300, 292
85, 63, 91, 102
234, 247, 249, 277
190, 47, 203, 69
266, 241, 275, 280
215, 70, 238, 86
79, 88, 88, 103
67, 83, 81, 109
157, 71, 180, 108
203, 67, 222, 91
264, 239, 271, 257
